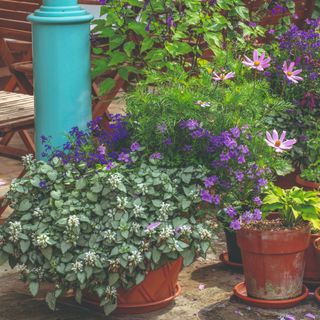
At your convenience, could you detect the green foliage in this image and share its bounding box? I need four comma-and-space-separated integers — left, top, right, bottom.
301, 160, 320, 183
262, 185, 320, 229
0, 156, 215, 315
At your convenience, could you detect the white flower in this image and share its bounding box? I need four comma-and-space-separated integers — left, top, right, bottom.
102, 230, 116, 242
159, 226, 174, 240
199, 228, 212, 240
109, 173, 122, 188
35, 234, 50, 248
108, 258, 120, 272
32, 208, 43, 218
71, 261, 83, 272
116, 196, 128, 210
8, 221, 22, 242
84, 251, 97, 266
159, 202, 171, 220
105, 286, 117, 302
67, 215, 80, 228
131, 222, 141, 233
132, 204, 145, 217
21, 154, 34, 167
128, 250, 143, 266
137, 183, 148, 195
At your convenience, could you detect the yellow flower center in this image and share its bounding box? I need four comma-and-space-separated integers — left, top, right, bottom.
275, 140, 281, 147
287, 71, 293, 76
254, 61, 260, 66
220, 74, 225, 79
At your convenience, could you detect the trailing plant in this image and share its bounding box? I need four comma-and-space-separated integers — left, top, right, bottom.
300, 160, 320, 183
262, 185, 320, 229
0, 154, 214, 315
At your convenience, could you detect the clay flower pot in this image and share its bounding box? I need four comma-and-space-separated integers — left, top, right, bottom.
304, 233, 320, 284
84, 258, 183, 314
296, 175, 320, 191
237, 225, 310, 300
314, 238, 320, 266
275, 168, 300, 190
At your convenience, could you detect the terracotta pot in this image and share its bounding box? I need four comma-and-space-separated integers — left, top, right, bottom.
304, 234, 320, 283
224, 228, 242, 264
275, 168, 300, 189
237, 224, 310, 300
84, 258, 183, 314
296, 175, 320, 191
316, 286, 320, 304
314, 238, 320, 266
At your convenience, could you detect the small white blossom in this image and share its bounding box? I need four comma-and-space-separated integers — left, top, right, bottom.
105, 286, 117, 302
159, 202, 171, 220
132, 204, 145, 217
108, 258, 120, 272
199, 228, 212, 240
159, 226, 174, 240
131, 222, 141, 233
8, 221, 22, 242
116, 196, 128, 210
169, 239, 180, 252
137, 183, 148, 195
32, 208, 43, 218
102, 230, 116, 242
71, 261, 84, 272
16, 264, 28, 272
21, 154, 34, 168
109, 173, 122, 188
128, 250, 143, 267
84, 251, 97, 266
68, 215, 80, 228
35, 234, 50, 248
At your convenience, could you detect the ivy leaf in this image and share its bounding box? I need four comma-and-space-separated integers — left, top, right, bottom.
41, 247, 53, 260
77, 272, 86, 284
29, 282, 39, 297
181, 249, 195, 266
18, 199, 32, 211
135, 273, 145, 285
109, 273, 119, 286
103, 303, 117, 316
75, 288, 82, 304
61, 241, 72, 254
152, 247, 161, 264
20, 240, 31, 253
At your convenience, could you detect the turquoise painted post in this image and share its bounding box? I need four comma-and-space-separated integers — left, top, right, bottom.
28, 0, 93, 159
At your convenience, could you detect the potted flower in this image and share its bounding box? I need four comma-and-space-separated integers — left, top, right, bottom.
296, 160, 320, 191
236, 185, 320, 302
0, 120, 216, 316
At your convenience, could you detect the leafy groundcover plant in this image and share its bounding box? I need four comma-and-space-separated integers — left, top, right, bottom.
0, 128, 216, 315
300, 160, 320, 184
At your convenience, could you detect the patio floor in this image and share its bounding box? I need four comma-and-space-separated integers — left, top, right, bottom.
0, 101, 319, 320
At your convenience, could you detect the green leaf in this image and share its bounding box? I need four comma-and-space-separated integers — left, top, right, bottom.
41, 247, 53, 260
103, 303, 117, 316
75, 288, 82, 304
0, 252, 8, 265
109, 273, 119, 286
2, 243, 14, 254
99, 78, 116, 96
77, 272, 86, 284
141, 38, 154, 53
61, 241, 72, 254
20, 240, 31, 253
50, 190, 61, 200
18, 199, 32, 211
123, 41, 135, 57
45, 292, 56, 311
152, 247, 161, 264
76, 178, 87, 190
181, 249, 195, 266
135, 272, 145, 285
152, 200, 162, 208
29, 282, 39, 297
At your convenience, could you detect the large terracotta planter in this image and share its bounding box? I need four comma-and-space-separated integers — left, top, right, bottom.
84, 258, 183, 314
275, 168, 300, 190
314, 238, 320, 265
296, 175, 320, 191
237, 225, 310, 300
304, 234, 320, 284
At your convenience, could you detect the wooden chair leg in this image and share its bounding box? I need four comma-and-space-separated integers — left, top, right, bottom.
0, 131, 29, 159
18, 130, 35, 154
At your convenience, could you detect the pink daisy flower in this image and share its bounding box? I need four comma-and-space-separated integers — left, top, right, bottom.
265, 130, 296, 153
283, 61, 303, 83
212, 71, 235, 81
242, 50, 271, 71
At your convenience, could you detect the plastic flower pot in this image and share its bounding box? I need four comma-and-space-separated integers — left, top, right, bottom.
83, 258, 183, 314
304, 233, 320, 285
237, 224, 310, 300
296, 175, 320, 191
224, 228, 242, 264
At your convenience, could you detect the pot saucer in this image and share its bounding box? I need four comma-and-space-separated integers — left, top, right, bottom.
316, 287, 320, 304
115, 283, 182, 314
219, 252, 243, 268
233, 282, 308, 309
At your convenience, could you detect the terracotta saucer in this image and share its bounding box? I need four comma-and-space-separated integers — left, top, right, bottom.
219, 252, 243, 268
115, 283, 182, 314
315, 287, 320, 304
233, 282, 309, 309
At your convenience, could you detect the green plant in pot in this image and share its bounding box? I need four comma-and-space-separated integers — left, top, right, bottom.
236, 184, 320, 301
297, 160, 320, 191
0, 120, 217, 316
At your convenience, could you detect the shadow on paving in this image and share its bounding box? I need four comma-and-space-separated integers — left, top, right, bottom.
197, 297, 320, 320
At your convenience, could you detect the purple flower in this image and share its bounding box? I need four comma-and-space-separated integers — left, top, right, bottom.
97, 144, 106, 156
213, 195, 220, 205
180, 119, 199, 130
130, 141, 140, 152
253, 196, 262, 206
145, 20, 151, 31
230, 219, 241, 230
118, 152, 130, 163
156, 123, 167, 133
258, 178, 267, 187
268, 29, 275, 34
237, 155, 246, 164
226, 206, 237, 218
99, 0, 107, 4
234, 171, 244, 182
182, 145, 192, 152
106, 161, 115, 171
200, 190, 214, 203
220, 152, 230, 162
230, 127, 241, 139
239, 145, 249, 155
204, 176, 218, 188
147, 222, 161, 231
39, 180, 47, 189
150, 152, 162, 160
242, 211, 253, 223
164, 138, 173, 145
253, 209, 262, 221
249, 21, 257, 28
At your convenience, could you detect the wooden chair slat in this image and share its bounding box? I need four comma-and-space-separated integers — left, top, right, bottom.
0, 19, 31, 32
0, 9, 29, 22
0, 27, 31, 41
0, 1, 39, 12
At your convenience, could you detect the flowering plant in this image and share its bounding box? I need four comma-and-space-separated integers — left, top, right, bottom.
0, 154, 214, 315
